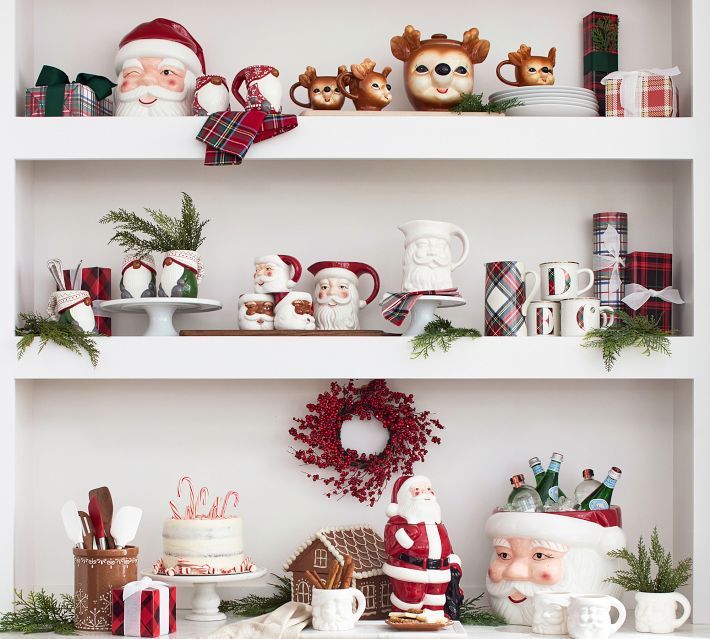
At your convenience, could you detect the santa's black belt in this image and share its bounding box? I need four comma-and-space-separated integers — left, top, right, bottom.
398, 554, 449, 569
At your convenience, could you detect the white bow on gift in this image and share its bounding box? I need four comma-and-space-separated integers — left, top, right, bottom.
593, 224, 625, 293
622, 283, 685, 311
602, 67, 681, 117
122, 576, 169, 600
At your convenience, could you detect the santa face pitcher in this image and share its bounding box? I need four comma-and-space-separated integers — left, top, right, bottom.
383, 475, 463, 621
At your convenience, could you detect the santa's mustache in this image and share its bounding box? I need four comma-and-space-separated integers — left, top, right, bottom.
241, 313, 273, 323
316, 294, 350, 306
412, 254, 450, 267
118, 83, 188, 103
486, 578, 544, 599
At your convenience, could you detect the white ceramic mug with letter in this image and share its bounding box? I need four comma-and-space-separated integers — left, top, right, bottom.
561, 298, 615, 337
567, 594, 626, 639
541, 261, 595, 301
634, 592, 691, 634
527, 301, 561, 337
311, 587, 366, 631
533, 592, 572, 635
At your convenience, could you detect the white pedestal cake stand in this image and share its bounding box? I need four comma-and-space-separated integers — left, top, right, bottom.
141, 567, 267, 621
101, 298, 222, 337
401, 295, 467, 337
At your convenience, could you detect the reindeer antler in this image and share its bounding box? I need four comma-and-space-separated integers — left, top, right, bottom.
337, 65, 347, 75
391, 24, 421, 61
351, 58, 377, 80
298, 66, 317, 88
517, 44, 533, 58
462, 27, 491, 65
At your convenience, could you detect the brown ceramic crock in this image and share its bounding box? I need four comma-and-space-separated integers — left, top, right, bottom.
73, 546, 138, 630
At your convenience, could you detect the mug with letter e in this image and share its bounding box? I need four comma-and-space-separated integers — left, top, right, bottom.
561, 298, 615, 336
485, 261, 540, 336
526, 301, 560, 337
541, 261, 595, 301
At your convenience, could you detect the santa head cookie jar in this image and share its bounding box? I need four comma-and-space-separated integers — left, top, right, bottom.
114, 18, 205, 117
308, 261, 380, 331
253, 254, 302, 294
485, 509, 626, 626
274, 292, 315, 330
382, 475, 464, 622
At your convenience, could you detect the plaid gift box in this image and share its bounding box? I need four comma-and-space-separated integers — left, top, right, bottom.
61, 267, 112, 336
112, 581, 176, 637
593, 212, 628, 312
583, 12, 619, 114
604, 72, 680, 117
25, 83, 113, 117
624, 252, 673, 331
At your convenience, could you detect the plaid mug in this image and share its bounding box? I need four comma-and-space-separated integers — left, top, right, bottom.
485, 261, 540, 337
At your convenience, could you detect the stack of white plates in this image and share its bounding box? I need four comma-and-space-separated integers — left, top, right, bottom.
489, 85, 599, 117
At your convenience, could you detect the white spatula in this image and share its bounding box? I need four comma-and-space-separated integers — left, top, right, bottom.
61, 500, 84, 548
112, 506, 142, 549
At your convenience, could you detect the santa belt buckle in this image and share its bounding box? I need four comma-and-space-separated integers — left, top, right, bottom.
399, 554, 449, 569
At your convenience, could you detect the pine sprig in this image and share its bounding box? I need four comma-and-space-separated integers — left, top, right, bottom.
218, 575, 291, 617
452, 93, 524, 114
591, 17, 619, 52
16, 313, 100, 367
458, 593, 507, 626
0, 589, 76, 634
99, 193, 209, 257
607, 528, 692, 593
411, 316, 481, 359
582, 311, 673, 372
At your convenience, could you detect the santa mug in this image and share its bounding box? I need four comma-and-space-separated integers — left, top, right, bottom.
120, 255, 157, 299
47, 290, 96, 333
159, 250, 204, 298
233, 65, 282, 113
253, 254, 302, 294
238, 294, 275, 330
634, 592, 691, 634
526, 301, 560, 337
532, 592, 572, 635
308, 261, 380, 331
311, 587, 366, 631
540, 261, 595, 301
567, 595, 626, 639
274, 292, 315, 330
561, 298, 615, 337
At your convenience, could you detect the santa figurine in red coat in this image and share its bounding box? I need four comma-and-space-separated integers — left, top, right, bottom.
383, 475, 464, 621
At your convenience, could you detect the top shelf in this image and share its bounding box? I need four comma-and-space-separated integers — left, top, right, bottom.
10, 116, 701, 162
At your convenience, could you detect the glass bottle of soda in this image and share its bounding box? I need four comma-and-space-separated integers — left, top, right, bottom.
529, 457, 546, 487
508, 474, 543, 512
580, 467, 621, 511
574, 469, 601, 505
536, 452, 566, 504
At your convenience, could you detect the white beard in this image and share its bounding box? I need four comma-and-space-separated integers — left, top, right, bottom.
238, 307, 274, 330
402, 243, 453, 291
160, 262, 184, 295
275, 305, 315, 330
398, 497, 442, 525
195, 81, 230, 113
254, 74, 283, 111
314, 294, 360, 330
122, 267, 153, 297
69, 304, 96, 333
115, 71, 196, 117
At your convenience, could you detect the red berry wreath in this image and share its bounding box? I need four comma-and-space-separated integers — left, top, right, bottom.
289, 379, 444, 506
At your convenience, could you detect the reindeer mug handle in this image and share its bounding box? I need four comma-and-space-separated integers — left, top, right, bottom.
496, 60, 523, 87
336, 72, 359, 101
288, 82, 312, 109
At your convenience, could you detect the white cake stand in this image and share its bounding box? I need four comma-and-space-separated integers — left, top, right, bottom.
401, 295, 467, 337
141, 567, 267, 621
100, 298, 222, 336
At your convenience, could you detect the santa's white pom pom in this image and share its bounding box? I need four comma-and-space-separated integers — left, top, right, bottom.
386, 503, 399, 518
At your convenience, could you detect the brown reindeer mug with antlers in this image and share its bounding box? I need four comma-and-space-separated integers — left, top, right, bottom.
496, 44, 557, 87
290, 66, 347, 110
336, 59, 392, 111
391, 25, 490, 111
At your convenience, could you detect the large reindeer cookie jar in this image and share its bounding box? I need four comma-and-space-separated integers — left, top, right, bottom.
337, 59, 392, 111
390, 25, 490, 111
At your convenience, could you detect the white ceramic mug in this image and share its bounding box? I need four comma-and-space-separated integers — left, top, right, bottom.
532, 592, 572, 635
311, 587, 366, 631
238, 293, 275, 330
567, 594, 626, 639
634, 592, 691, 634
561, 298, 615, 336
274, 292, 315, 330
541, 261, 595, 301
527, 301, 561, 337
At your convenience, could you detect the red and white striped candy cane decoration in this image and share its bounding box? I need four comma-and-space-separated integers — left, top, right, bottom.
169, 501, 182, 520
220, 490, 240, 518
197, 487, 209, 518
177, 475, 196, 519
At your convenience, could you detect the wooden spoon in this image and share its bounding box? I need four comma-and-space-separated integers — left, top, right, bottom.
89, 487, 115, 549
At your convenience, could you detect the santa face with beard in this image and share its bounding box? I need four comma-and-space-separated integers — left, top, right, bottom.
314, 277, 361, 330
275, 295, 315, 330
116, 57, 195, 116
238, 296, 275, 330
402, 238, 454, 292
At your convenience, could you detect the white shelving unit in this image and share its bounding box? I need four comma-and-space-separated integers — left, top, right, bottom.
3, 0, 709, 630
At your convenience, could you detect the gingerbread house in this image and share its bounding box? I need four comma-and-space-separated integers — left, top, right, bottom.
283, 525, 390, 619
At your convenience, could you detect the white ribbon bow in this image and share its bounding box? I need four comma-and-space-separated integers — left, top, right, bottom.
622, 283, 685, 311
602, 67, 681, 116
593, 224, 625, 293
122, 576, 169, 600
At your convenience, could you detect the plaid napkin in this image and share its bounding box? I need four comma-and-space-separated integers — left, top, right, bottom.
196, 110, 298, 166
381, 289, 460, 326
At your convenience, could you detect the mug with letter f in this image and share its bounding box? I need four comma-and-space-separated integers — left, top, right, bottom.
485, 261, 540, 336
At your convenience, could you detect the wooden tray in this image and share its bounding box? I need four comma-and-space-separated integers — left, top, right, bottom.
179, 329, 399, 337
300, 109, 505, 117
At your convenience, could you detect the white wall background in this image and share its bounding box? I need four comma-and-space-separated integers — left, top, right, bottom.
15, 378, 677, 608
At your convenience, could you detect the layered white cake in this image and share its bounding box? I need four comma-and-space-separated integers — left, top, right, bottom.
162, 517, 244, 573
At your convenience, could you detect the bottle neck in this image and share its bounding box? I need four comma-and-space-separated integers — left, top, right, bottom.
532, 463, 544, 476
548, 460, 561, 473
603, 475, 618, 489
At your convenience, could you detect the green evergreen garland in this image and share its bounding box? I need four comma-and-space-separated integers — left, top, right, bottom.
452, 93, 524, 114
218, 575, 292, 617
411, 316, 481, 358
591, 17, 619, 53
458, 593, 506, 626
16, 313, 100, 367
0, 590, 76, 635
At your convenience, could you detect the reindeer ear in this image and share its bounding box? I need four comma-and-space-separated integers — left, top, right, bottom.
351, 64, 366, 80
391, 35, 411, 61
548, 47, 557, 66
382, 66, 392, 78
509, 51, 524, 66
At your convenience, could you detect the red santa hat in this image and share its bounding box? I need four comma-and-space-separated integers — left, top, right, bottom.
238, 66, 280, 85
484, 509, 626, 555
115, 18, 206, 76
386, 475, 429, 518
307, 261, 381, 306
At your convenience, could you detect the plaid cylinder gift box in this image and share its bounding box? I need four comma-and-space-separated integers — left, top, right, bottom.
112, 577, 176, 637
603, 68, 680, 117
583, 12, 619, 114
593, 213, 628, 313
61, 267, 112, 336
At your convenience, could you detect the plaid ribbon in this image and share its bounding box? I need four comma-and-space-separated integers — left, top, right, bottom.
380, 289, 460, 326
196, 110, 298, 166
485, 262, 526, 336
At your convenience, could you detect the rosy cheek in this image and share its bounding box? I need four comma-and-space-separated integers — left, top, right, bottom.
318, 291, 327, 299
338, 291, 349, 299
488, 563, 503, 582
168, 79, 176, 88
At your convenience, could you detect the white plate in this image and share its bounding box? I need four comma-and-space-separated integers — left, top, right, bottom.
490, 85, 595, 100
505, 97, 599, 109
491, 90, 599, 105
505, 104, 600, 117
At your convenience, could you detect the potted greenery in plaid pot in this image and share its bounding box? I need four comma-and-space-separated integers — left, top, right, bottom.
607, 527, 692, 634
100, 193, 209, 298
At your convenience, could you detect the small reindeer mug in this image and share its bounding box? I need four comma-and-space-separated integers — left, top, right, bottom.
290, 66, 347, 110
497, 44, 557, 87
337, 59, 392, 111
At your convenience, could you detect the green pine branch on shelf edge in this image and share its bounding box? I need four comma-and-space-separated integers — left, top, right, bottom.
582, 311, 672, 372
16, 313, 100, 367
606, 527, 692, 593
451, 93, 524, 114
99, 192, 209, 258
411, 316, 481, 359
458, 593, 507, 626
219, 574, 292, 617
0, 590, 76, 635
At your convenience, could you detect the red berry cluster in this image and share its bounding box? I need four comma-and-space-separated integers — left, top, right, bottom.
289, 379, 444, 506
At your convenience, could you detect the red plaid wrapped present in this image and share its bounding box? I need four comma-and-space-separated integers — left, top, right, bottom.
583, 12, 619, 115
112, 578, 176, 637
61, 267, 112, 336
603, 68, 680, 117
623, 252, 681, 332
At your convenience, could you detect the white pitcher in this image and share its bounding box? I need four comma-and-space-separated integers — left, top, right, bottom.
399, 219, 469, 292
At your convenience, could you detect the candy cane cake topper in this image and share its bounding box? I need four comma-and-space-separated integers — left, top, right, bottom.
168, 475, 240, 520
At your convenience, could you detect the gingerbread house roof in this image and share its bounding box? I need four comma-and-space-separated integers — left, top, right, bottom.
283, 525, 387, 578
